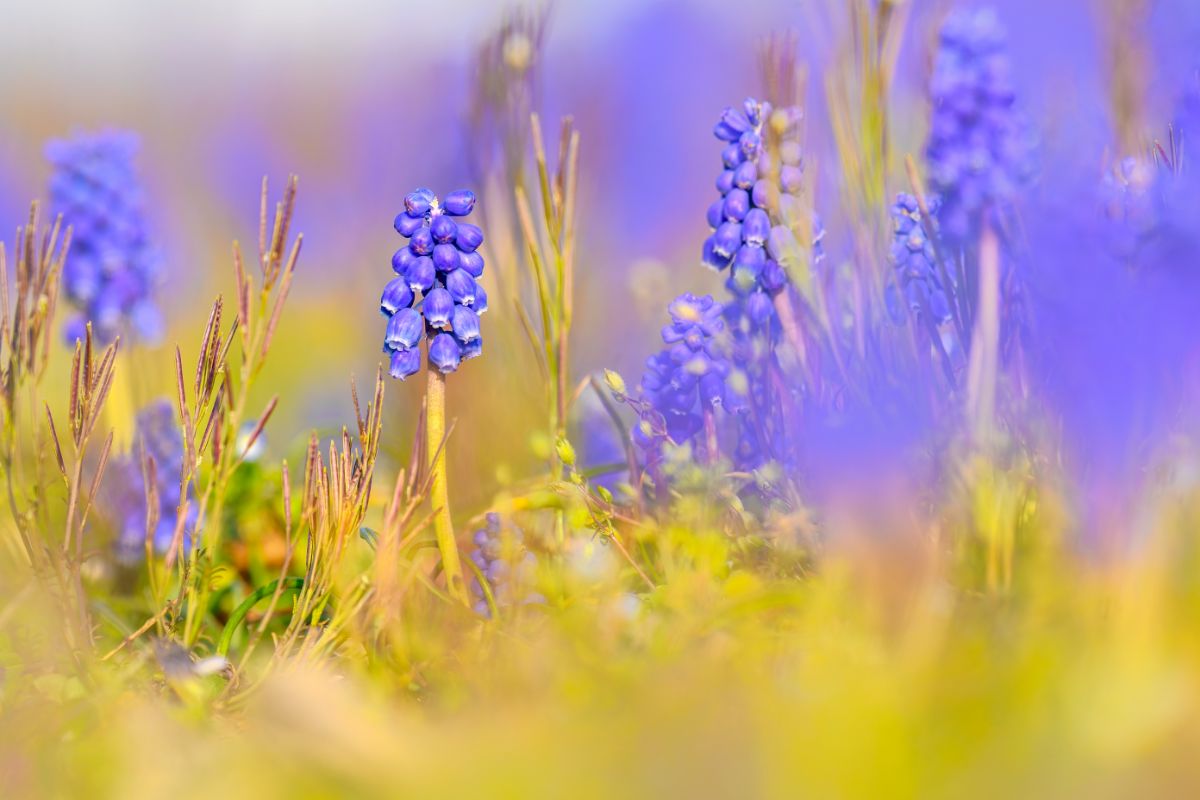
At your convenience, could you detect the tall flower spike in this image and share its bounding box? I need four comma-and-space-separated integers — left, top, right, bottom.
635, 293, 732, 465
887, 193, 953, 325
924, 8, 1033, 243
381, 188, 486, 378
703, 98, 825, 329
109, 399, 197, 562
700, 97, 826, 472
467, 513, 545, 618
46, 130, 163, 345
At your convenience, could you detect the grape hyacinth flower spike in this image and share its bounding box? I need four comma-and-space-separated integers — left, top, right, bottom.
110, 399, 197, 562
703, 97, 824, 332
700, 98, 825, 470
635, 293, 732, 467
381, 187, 489, 604
46, 130, 164, 346
923, 7, 1033, 437
888, 193, 953, 326
467, 513, 545, 618
383, 187, 486, 380
924, 7, 1033, 244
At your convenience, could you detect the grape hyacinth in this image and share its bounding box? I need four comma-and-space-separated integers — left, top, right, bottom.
468, 513, 544, 618
382, 188, 487, 379
634, 293, 733, 463
46, 131, 163, 346
887, 193, 954, 325
702, 97, 824, 318
110, 400, 195, 562
924, 8, 1033, 243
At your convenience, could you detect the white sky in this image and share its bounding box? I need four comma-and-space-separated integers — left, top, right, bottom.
2, 0, 776, 78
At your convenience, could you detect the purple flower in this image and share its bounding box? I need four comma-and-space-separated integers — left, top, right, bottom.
385, 308, 424, 350
389, 347, 422, 380
886, 193, 954, 325
381, 188, 486, 378
442, 190, 477, 217
107, 400, 196, 561
450, 305, 481, 343
423, 287, 454, 328
468, 513, 544, 618
380, 277, 414, 316
428, 332, 462, 373
702, 98, 825, 332
634, 293, 734, 467
46, 130, 163, 346
924, 8, 1034, 243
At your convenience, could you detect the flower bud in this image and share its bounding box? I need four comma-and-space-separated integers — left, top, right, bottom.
392, 246, 417, 275
433, 243, 459, 273
443, 190, 476, 217
702, 236, 732, 271
405, 188, 435, 217
409, 227, 434, 256
459, 250, 485, 278
456, 223, 484, 252
723, 188, 750, 222
389, 347, 421, 380
742, 208, 770, 246
712, 222, 742, 258
733, 160, 757, 190
555, 436, 577, 467
445, 268, 479, 307
406, 256, 436, 293
716, 169, 735, 195
430, 214, 458, 243
604, 369, 627, 398
450, 304, 481, 343
380, 277, 414, 316
429, 332, 462, 372
385, 308, 424, 350
394, 212, 425, 237
721, 143, 742, 169
423, 287, 454, 328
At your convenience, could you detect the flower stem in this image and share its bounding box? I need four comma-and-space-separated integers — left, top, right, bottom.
703, 406, 719, 465
966, 221, 1001, 444
425, 369, 467, 604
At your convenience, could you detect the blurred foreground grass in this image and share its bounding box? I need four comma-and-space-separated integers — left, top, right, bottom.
6, 495, 1200, 798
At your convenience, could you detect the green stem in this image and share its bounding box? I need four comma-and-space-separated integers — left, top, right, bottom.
463, 557, 499, 619
426, 369, 467, 604
216, 576, 304, 656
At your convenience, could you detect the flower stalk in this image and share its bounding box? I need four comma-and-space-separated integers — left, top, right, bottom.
425, 368, 467, 604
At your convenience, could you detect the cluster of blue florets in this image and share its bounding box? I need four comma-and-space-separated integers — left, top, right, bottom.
925, 8, 1032, 243
702, 98, 824, 316
634, 293, 736, 462
383, 188, 487, 379
887, 193, 954, 325
468, 513, 544, 618
110, 400, 196, 562
46, 131, 163, 346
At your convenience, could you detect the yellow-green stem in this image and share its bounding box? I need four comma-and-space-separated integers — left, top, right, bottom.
426, 369, 467, 604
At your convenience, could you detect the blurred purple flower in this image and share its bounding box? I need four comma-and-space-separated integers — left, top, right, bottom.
46, 130, 163, 345
110, 399, 196, 562
468, 513, 544, 618
925, 8, 1035, 243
